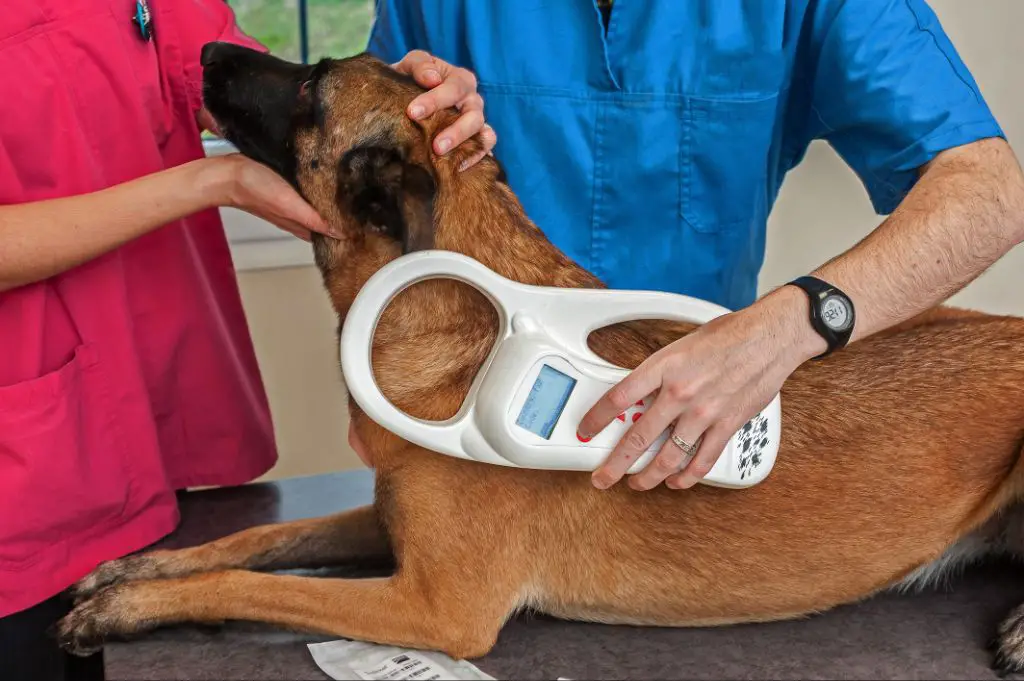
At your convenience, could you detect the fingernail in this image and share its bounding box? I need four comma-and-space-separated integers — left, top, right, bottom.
436, 138, 451, 154
423, 69, 440, 83
458, 160, 470, 172
591, 475, 609, 490
410, 104, 427, 120
665, 479, 680, 490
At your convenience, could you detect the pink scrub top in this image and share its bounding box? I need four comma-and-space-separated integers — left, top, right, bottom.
0, 0, 278, 617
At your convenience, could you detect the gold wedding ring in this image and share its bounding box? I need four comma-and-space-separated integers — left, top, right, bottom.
670, 434, 698, 457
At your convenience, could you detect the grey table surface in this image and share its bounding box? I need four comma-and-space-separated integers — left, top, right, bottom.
104, 470, 1024, 680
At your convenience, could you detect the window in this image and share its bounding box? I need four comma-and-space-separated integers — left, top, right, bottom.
228, 0, 375, 65
208, 0, 376, 270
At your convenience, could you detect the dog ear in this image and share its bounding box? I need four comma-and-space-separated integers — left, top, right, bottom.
336, 145, 437, 254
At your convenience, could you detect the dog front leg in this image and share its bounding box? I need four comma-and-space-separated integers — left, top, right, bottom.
71, 505, 391, 601
58, 569, 512, 661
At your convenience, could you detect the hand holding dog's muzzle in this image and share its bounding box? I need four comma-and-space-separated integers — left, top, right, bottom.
205, 153, 333, 242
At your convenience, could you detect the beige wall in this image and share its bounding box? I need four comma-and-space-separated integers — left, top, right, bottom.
235, 266, 356, 481
235, 0, 1024, 483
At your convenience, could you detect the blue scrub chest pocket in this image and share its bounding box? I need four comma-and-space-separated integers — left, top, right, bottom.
680, 93, 780, 234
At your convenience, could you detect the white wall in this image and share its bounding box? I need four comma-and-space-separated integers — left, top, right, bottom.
225, 0, 1024, 482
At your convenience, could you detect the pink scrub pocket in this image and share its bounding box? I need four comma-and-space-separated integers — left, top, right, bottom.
0, 344, 133, 569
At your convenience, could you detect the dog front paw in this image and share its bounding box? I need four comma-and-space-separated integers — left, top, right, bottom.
66, 553, 167, 604
66, 560, 128, 604
992, 603, 1024, 677
55, 584, 154, 657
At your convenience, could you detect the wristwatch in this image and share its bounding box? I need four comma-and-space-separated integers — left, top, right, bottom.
786, 275, 855, 358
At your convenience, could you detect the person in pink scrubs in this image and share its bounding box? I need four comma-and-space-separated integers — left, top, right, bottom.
0, 1, 331, 679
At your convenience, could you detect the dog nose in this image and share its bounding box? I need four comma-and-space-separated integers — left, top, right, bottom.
200, 42, 222, 67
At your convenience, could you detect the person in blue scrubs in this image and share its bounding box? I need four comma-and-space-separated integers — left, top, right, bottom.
361, 0, 1024, 492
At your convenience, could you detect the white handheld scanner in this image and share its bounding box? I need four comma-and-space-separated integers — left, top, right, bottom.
340, 251, 781, 488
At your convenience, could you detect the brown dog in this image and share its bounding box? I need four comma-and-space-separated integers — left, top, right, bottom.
57, 43, 1024, 673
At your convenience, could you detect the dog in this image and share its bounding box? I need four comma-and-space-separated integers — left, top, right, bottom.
56, 42, 1024, 673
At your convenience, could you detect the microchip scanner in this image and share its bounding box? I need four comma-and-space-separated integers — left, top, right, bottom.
340, 250, 781, 488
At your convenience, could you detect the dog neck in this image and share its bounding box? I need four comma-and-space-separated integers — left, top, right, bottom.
433, 155, 604, 291
433, 154, 682, 357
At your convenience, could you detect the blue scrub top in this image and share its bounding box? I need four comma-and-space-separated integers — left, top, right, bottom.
367, 0, 1003, 311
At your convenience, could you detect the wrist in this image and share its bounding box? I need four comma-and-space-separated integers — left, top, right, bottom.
190, 155, 239, 209
755, 285, 830, 367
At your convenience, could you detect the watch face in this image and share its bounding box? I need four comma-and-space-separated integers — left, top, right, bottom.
821, 294, 852, 331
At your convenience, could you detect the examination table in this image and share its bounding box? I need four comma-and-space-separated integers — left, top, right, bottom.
100, 469, 1024, 680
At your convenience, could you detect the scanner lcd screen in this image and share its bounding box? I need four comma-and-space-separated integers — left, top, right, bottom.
515, 364, 577, 440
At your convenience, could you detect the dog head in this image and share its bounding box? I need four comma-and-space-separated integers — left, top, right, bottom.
200, 42, 492, 292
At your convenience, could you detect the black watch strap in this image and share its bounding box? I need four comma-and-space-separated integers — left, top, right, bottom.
787, 276, 855, 359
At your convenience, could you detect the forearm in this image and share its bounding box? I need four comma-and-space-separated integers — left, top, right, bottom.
0, 156, 230, 292
762, 137, 1024, 361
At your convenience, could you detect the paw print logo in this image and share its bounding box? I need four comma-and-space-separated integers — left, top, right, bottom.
736, 414, 770, 480
575, 399, 646, 443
